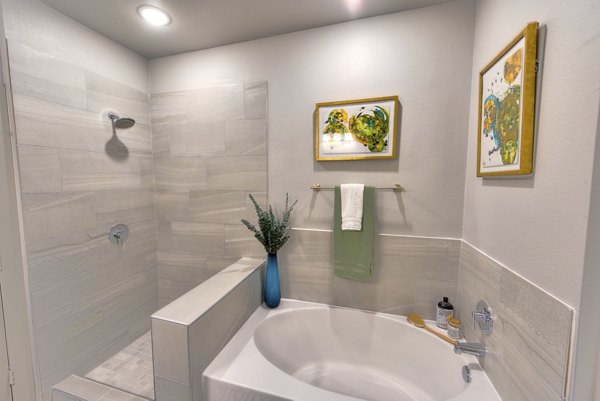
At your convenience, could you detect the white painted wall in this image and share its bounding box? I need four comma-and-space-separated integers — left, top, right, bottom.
0, 0, 149, 93
573, 97, 600, 399
150, 0, 476, 238
462, 0, 600, 309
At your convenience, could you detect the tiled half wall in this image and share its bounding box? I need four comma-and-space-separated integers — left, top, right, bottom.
457, 242, 573, 401
150, 83, 268, 307
151, 258, 264, 401
280, 228, 461, 320
8, 42, 158, 401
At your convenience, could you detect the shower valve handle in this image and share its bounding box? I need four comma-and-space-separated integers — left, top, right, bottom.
108, 224, 129, 246
472, 300, 493, 335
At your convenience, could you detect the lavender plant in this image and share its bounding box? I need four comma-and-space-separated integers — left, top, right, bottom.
241, 194, 297, 255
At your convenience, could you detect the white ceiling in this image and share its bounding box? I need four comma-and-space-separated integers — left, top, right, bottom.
38, 0, 455, 59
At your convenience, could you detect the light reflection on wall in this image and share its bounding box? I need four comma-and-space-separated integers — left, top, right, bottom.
344, 0, 364, 16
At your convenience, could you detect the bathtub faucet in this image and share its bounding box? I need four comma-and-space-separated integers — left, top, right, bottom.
454, 342, 486, 358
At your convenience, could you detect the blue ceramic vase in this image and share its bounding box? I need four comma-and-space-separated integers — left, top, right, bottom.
264, 253, 281, 308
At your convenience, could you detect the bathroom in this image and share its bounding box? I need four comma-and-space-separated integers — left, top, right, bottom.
0, 0, 599, 400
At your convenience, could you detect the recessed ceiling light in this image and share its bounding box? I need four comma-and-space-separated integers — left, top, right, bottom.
138, 5, 171, 26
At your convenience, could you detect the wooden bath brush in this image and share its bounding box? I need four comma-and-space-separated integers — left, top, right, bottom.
407, 312, 457, 346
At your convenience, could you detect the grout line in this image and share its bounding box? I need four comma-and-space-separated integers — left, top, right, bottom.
15, 143, 153, 158
462, 238, 575, 311
291, 227, 462, 241
379, 233, 462, 241
84, 376, 153, 401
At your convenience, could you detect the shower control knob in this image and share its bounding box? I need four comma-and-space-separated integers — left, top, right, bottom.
109, 223, 129, 245
472, 300, 494, 335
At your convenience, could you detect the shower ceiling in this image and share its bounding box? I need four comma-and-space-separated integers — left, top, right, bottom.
38, 0, 455, 58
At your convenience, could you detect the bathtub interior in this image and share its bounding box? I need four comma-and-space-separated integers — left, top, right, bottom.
254, 307, 469, 401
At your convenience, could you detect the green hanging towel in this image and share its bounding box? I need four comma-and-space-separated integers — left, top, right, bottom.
333, 186, 374, 280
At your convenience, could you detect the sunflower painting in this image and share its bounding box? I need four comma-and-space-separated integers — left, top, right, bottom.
315, 96, 399, 161
477, 22, 538, 176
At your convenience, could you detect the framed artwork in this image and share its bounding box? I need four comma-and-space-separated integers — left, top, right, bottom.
315, 96, 399, 161
477, 22, 538, 176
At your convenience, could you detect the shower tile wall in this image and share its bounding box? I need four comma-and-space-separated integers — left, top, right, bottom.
280, 229, 460, 320
151, 83, 267, 306
8, 43, 158, 401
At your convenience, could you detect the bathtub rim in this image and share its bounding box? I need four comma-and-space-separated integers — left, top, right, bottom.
203, 298, 503, 401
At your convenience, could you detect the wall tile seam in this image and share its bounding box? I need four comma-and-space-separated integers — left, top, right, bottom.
21, 225, 157, 252
155, 276, 212, 285
20, 187, 157, 195
30, 265, 158, 289
24, 196, 155, 210
156, 247, 227, 255
11, 77, 151, 109
7, 43, 150, 100
152, 155, 267, 160
148, 96, 167, 299
460, 0, 479, 237
84, 71, 149, 103
461, 238, 575, 312
140, 98, 161, 296
291, 227, 462, 242
84, 87, 150, 105
16, 146, 154, 158
57, 145, 65, 194
148, 78, 270, 97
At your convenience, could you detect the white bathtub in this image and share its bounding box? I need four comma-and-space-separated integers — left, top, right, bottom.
203, 299, 502, 401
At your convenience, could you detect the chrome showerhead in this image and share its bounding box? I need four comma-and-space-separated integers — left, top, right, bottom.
108, 112, 136, 129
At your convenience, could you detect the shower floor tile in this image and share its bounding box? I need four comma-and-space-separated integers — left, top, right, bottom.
85, 331, 154, 400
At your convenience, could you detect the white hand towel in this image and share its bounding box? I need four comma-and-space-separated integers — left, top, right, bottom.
341, 184, 365, 231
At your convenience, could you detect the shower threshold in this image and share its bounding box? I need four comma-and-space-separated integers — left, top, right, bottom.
53, 331, 154, 401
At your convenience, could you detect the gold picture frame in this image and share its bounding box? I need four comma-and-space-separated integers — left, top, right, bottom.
477, 22, 538, 176
315, 96, 399, 161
